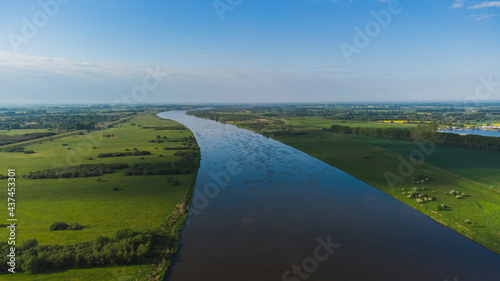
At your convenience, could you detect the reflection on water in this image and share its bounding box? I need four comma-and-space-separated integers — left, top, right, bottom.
159, 111, 499, 281
439, 129, 500, 138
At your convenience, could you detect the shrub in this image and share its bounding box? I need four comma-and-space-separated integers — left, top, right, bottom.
22, 255, 41, 274
67, 222, 83, 230
19, 238, 38, 250
49, 222, 69, 231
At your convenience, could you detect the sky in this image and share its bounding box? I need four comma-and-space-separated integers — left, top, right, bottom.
0, 0, 499, 104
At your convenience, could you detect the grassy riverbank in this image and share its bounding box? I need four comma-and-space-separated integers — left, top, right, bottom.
0, 112, 199, 280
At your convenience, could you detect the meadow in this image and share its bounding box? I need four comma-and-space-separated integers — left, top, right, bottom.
0, 113, 199, 279
348, 136, 500, 187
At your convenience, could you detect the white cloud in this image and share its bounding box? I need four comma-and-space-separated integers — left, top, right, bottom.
451, 0, 466, 8
468, 1, 500, 9
469, 12, 499, 19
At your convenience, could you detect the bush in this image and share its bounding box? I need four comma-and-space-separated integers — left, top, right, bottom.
49, 222, 69, 231
19, 238, 38, 251
22, 255, 41, 274
67, 222, 83, 230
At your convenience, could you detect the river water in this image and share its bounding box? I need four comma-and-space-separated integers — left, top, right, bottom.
439, 129, 500, 138
159, 111, 499, 281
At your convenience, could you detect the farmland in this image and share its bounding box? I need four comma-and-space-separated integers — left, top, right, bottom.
0, 111, 199, 280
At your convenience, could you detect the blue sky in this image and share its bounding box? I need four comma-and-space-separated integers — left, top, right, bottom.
0, 0, 499, 104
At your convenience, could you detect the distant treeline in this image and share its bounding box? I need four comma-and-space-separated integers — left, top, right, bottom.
126, 153, 198, 176
0, 132, 56, 146
97, 150, 151, 158
141, 126, 186, 130
0, 229, 152, 274
25, 163, 129, 179
163, 146, 199, 150
189, 111, 256, 122
329, 125, 500, 151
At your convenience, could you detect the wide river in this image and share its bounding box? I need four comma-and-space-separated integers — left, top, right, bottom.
159, 111, 499, 281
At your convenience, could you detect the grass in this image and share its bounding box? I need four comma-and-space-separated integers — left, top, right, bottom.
0, 113, 198, 279
5, 265, 146, 281
0, 129, 51, 136
286, 117, 421, 130
348, 136, 500, 187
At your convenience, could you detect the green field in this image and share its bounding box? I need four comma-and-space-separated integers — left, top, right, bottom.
0, 113, 198, 279
285, 117, 421, 130
0, 129, 51, 136
348, 136, 500, 187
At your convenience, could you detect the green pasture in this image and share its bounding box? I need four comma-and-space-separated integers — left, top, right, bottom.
0, 113, 197, 279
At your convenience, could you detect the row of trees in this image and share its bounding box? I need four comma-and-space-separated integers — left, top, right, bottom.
97, 150, 151, 158
0, 229, 153, 274
25, 163, 129, 179
329, 125, 500, 151
126, 153, 198, 176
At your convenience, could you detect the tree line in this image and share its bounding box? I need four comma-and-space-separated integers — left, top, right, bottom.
25, 163, 129, 179
126, 153, 198, 176
97, 150, 151, 158
329, 125, 500, 151
0, 229, 153, 274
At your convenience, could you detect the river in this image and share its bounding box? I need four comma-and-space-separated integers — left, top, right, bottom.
439, 129, 500, 137
159, 111, 499, 281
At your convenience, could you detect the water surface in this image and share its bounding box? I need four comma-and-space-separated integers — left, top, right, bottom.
160, 111, 499, 281
439, 129, 500, 137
